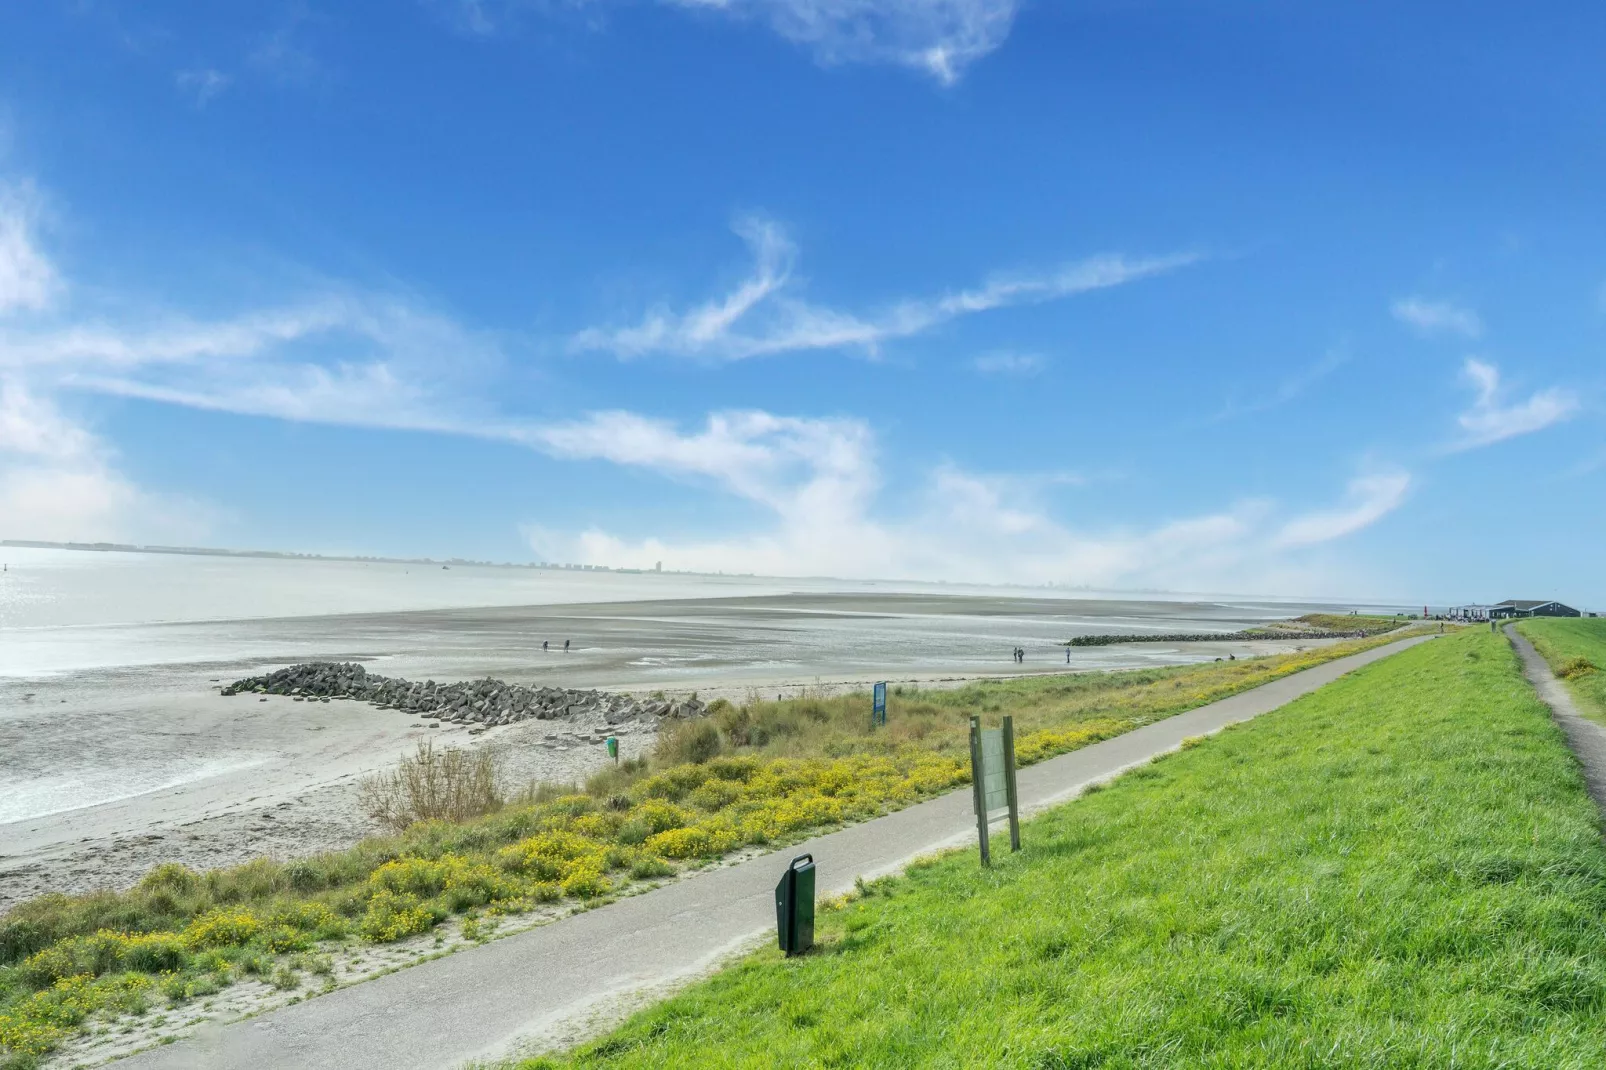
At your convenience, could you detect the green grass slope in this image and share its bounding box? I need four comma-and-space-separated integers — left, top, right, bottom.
525, 629, 1606, 1069
1518, 618, 1606, 726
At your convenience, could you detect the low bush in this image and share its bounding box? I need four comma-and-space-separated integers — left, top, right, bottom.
1560, 656, 1596, 680
653, 719, 723, 766
359, 741, 505, 832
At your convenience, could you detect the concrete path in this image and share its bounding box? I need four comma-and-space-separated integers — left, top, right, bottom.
118, 634, 1434, 1070
1506, 625, 1606, 813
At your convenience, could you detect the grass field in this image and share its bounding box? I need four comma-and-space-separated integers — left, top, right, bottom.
520, 629, 1606, 1069
1284, 612, 1404, 634
0, 630, 1425, 1064
1517, 618, 1606, 726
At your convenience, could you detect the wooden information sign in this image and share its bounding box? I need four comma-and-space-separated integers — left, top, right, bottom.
969, 714, 1021, 865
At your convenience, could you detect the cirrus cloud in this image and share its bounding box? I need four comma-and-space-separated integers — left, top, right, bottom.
571, 215, 1198, 362
443, 0, 1020, 83
1392, 297, 1483, 339
1451, 358, 1578, 451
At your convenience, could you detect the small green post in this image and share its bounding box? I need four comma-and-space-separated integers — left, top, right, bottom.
1002, 715, 1021, 852
970, 715, 991, 866
605, 736, 619, 763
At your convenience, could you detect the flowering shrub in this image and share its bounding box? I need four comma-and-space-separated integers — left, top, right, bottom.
358, 891, 437, 942
369, 857, 453, 898
688, 778, 743, 811
1015, 719, 1129, 765
181, 908, 263, 950
0, 973, 154, 1057
497, 830, 608, 881
631, 799, 695, 834
559, 862, 611, 899
644, 827, 714, 859
266, 901, 343, 938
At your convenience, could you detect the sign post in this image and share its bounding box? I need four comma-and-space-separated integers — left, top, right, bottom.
872, 681, 887, 728
969, 714, 1021, 865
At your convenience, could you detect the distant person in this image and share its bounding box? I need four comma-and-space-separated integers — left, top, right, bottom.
1066, 647, 1071, 664
543, 640, 549, 652
564, 639, 571, 652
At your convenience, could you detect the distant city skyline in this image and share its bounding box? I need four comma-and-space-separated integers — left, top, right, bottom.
0, 2, 1601, 605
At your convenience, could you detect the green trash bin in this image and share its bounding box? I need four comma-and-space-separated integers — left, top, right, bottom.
775, 853, 816, 957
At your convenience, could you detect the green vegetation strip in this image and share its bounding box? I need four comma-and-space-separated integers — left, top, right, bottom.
522, 629, 1606, 1069
0, 630, 1420, 1065
1518, 618, 1606, 726
1067, 613, 1404, 647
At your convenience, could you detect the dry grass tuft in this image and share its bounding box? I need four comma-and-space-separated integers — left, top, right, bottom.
359, 741, 504, 832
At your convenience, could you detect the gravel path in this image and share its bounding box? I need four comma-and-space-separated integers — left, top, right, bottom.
112, 634, 1435, 1070
1506, 624, 1606, 814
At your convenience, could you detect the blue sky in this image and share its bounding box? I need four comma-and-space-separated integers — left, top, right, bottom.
0, 1, 1601, 606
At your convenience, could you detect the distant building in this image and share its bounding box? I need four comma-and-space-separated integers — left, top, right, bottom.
1488, 599, 1581, 619
1449, 604, 1498, 621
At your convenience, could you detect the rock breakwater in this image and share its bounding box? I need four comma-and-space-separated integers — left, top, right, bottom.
222, 662, 705, 728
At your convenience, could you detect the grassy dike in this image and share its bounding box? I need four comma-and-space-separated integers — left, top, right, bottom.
520, 629, 1606, 1069
1518, 618, 1606, 726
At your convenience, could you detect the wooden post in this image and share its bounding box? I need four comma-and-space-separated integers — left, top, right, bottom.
969, 715, 990, 866
1002, 715, 1021, 852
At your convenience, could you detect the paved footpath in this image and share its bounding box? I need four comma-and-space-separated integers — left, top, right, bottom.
120, 634, 1434, 1070
1507, 625, 1606, 813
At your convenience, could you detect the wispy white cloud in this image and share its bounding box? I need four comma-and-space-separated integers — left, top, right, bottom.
249, 5, 324, 87
1392, 297, 1483, 339
446, 0, 1017, 83
0, 193, 217, 542
572, 216, 1196, 362
0, 288, 511, 439
175, 68, 231, 107
527, 408, 876, 523
1207, 349, 1348, 424
0, 185, 58, 315
1271, 470, 1411, 549
518, 408, 1408, 589
667, 0, 1019, 83
0, 375, 216, 544
971, 351, 1044, 377
1452, 358, 1578, 450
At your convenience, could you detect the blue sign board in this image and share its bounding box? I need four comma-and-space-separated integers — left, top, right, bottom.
872, 681, 887, 726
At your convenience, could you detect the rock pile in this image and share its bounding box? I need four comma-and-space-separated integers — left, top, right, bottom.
222, 662, 706, 728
